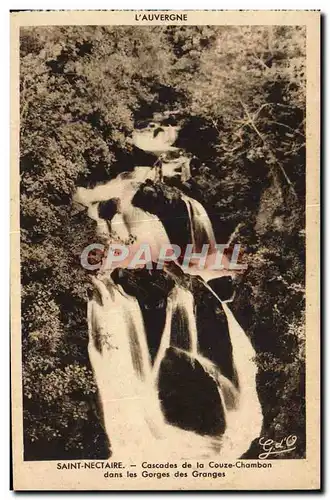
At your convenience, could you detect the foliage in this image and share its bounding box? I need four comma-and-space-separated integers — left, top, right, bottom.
20, 25, 305, 459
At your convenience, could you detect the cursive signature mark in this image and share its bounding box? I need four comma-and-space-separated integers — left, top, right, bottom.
258, 435, 297, 459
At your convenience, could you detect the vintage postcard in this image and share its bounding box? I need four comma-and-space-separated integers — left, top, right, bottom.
10, 10, 320, 491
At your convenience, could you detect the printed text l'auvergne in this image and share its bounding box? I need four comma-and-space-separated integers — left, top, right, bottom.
135, 13, 188, 22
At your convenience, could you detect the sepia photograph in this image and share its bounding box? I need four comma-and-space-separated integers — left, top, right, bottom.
11, 10, 320, 490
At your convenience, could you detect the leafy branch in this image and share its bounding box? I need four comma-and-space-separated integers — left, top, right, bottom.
238, 99, 298, 200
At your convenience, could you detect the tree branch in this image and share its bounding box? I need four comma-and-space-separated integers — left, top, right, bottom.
268, 120, 305, 138
239, 99, 298, 200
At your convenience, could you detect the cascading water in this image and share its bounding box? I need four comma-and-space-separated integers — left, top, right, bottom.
74, 166, 171, 269
219, 303, 263, 457
170, 285, 198, 355
132, 123, 180, 155
152, 285, 198, 378
78, 118, 263, 460
181, 194, 216, 253
87, 276, 159, 456
180, 193, 233, 281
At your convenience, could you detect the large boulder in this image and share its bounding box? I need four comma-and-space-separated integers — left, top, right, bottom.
158, 347, 226, 437
132, 180, 191, 252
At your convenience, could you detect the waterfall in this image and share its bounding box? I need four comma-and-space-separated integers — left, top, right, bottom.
180, 194, 232, 280
87, 275, 221, 460
87, 273, 262, 460
181, 194, 216, 252
170, 285, 198, 355
87, 276, 164, 458
181, 157, 191, 182
153, 285, 198, 382
161, 155, 191, 182
198, 281, 263, 458
79, 121, 263, 460
132, 124, 180, 155
152, 291, 174, 382
106, 205, 171, 271
220, 303, 263, 457
74, 166, 170, 270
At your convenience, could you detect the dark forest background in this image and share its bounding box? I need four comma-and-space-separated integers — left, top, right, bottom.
20, 25, 306, 460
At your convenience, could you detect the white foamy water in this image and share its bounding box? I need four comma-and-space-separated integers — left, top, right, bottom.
88, 275, 262, 460
181, 194, 216, 253
132, 124, 180, 155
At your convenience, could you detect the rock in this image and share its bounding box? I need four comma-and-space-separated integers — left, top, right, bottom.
98, 199, 118, 221
190, 278, 236, 385
132, 180, 191, 252
158, 346, 226, 437
208, 276, 235, 302
111, 266, 175, 360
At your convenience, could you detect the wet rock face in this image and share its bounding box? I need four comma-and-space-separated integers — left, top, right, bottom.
196, 297, 235, 385
190, 278, 236, 385
208, 276, 235, 302
111, 267, 175, 303
132, 180, 191, 252
98, 199, 118, 221
158, 347, 226, 437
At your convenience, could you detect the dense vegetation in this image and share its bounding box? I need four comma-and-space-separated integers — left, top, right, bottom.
20, 25, 306, 459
